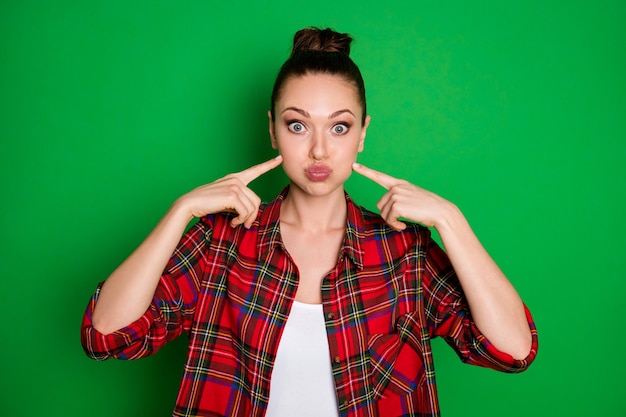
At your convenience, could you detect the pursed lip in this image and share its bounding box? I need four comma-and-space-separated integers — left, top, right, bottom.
305, 164, 332, 181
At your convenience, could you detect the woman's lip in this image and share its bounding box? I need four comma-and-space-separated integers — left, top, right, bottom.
305, 165, 332, 182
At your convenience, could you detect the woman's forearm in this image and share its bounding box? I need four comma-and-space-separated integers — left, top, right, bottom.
91, 203, 192, 335
435, 202, 532, 360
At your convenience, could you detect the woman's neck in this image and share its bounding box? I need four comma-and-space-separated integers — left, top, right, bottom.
280, 185, 347, 232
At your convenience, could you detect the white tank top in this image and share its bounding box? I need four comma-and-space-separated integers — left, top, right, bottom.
265, 301, 339, 416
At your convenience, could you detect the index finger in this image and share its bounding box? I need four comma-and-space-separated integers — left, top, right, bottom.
352, 162, 401, 190
236, 155, 283, 185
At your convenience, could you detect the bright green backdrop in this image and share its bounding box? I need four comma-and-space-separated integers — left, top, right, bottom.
1, 1, 624, 416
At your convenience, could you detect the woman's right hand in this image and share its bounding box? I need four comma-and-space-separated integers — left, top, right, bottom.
175, 155, 283, 228
90, 155, 282, 334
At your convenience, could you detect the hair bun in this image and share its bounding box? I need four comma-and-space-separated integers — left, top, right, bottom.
291, 27, 353, 56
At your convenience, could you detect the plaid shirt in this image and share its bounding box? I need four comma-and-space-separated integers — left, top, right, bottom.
81, 188, 538, 417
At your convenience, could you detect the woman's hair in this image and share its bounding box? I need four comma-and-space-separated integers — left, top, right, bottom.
270, 27, 367, 125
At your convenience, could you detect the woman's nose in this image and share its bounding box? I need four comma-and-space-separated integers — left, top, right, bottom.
310, 131, 328, 160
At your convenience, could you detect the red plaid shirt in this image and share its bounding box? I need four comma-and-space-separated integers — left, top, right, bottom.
81, 188, 538, 417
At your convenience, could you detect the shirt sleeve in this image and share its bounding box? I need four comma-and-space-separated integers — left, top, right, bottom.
80, 219, 212, 361
420, 229, 538, 373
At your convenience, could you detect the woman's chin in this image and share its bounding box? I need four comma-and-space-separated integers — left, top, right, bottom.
288, 179, 345, 198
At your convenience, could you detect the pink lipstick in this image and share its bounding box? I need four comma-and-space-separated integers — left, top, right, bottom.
305, 164, 332, 182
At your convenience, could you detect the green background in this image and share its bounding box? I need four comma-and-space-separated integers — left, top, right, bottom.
1, 1, 624, 416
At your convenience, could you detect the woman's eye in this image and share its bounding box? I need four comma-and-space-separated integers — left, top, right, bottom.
332, 123, 349, 135
288, 122, 305, 133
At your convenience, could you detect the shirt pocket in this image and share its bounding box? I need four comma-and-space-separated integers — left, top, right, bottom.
368, 332, 426, 399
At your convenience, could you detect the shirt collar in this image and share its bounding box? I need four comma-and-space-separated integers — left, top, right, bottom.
257, 186, 365, 269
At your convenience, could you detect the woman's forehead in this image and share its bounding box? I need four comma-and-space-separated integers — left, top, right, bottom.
277, 74, 362, 114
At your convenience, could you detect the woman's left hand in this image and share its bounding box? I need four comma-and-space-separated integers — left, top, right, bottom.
353, 162, 533, 360
352, 162, 452, 230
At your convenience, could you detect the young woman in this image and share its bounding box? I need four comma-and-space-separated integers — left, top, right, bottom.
81, 27, 538, 417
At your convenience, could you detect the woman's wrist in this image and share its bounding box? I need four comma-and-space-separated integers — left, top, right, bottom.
169, 194, 197, 225
432, 199, 464, 234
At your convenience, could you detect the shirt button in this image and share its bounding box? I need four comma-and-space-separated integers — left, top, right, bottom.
334, 356, 341, 364
327, 312, 335, 320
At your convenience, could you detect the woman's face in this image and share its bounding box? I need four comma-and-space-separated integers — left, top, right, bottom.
269, 73, 370, 198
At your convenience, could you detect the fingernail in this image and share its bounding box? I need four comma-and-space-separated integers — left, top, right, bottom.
352, 162, 361, 168
274, 154, 283, 160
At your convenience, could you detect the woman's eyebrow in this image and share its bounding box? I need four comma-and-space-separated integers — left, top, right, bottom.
281, 107, 310, 117
329, 109, 355, 119
280, 107, 356, 119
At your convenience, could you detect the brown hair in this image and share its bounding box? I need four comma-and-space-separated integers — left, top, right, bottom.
270, 27, 367, 124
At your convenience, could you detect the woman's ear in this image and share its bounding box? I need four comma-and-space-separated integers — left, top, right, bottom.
358, 115, 371, 152
268, 110, 278, 149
